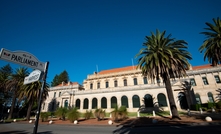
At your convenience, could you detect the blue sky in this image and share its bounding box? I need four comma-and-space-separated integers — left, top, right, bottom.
0, 0, 220, 85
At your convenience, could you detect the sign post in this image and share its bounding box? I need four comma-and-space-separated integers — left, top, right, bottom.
33, 61, 49, 134
0, 48, 49, 134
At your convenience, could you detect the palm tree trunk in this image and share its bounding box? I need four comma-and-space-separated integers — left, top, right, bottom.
7, 92, 16, 119
26, 100, 34, 120
164, 75, 180, 120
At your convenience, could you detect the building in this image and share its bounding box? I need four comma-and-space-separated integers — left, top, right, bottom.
42, 64, 221, 113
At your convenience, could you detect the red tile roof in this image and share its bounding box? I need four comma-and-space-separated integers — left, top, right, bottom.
97, 64, 219, 75
191, 64, 220, 70
56, 82, 79, 87
98, 66, 137, 75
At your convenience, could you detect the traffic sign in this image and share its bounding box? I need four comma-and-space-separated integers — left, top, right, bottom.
0, 48, 45, 71
24, 70, 42, 85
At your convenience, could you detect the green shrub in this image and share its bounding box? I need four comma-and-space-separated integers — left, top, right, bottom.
111, 105, 128, 123
55, 107, 68, 120
67, 107, 80, 123
84, 110, 93, 120
94, 108, 106, 121
40, 112, 50, 122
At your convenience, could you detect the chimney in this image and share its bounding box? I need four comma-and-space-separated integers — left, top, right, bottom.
68, 81, 71, 85
62, 81, 64, 86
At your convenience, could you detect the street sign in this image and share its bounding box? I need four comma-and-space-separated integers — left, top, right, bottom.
0, 48, 45, 71
24, 70, 42, 85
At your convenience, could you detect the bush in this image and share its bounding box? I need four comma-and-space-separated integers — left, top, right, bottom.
55, 107, 68, 120
40, 112, 50, 122
111, 105, 128, 123
94, 108, 106, 121
67, 107, 80, 123
84, 110, 93, 120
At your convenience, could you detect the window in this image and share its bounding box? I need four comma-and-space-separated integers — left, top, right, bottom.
90, 83, 93, 89
54, 92, 56, 98
214, 75, 221, 83
114, 80, 118, 87
124, 79, 127, 86
105, 81, 109, 88
157, 93, 167, 107
92, 98, 97, 109
83, 98, 89, 109
75, 99, 80, 109
97, 82, 100, 89
111, 96, 117, 108
190, 78, 196, 86
133, 78, 138, 85
207, 92, 214, 103
132, 95, 140, 108
195, 93, 202, 104
121, 96, 128, 108
143, 77, 148, 84
59, 92, 61, 97
101, 97, 107, 108
202, 77, 209, 85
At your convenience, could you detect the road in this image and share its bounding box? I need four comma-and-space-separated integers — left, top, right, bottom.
0, 123, 221, 134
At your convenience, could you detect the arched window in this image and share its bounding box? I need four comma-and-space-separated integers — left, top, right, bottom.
157, 93, 167, 107
83, 98, 89, 109
133, 78, 138, 85
195, 93, 202, 104
144, 94, 153, 107
207, 92, 214, 102
92, 98, 97, 109
111, 96, 117, 108
121, 96, 128, 108
124, 79, 127, 86
101, 97, 107, 108
64, 100, 68, 108
132, 95, 140, 108
75, 99, 80, 109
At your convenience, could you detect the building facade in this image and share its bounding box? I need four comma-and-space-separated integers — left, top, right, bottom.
42, 64, 221, 113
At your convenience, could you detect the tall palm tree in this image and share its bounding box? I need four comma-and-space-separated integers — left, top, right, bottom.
199, 17, 221, 66
6, 67, 29, 119
136, 29, 192, 119
18, 80, 49, 120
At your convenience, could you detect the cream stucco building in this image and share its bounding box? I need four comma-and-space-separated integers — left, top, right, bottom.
42, 64, 221, 113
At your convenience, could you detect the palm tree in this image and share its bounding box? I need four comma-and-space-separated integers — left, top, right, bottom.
199, 17, 221, 66
18, 81, 49, 120
6, 67, 29, 119
136, 29, 192, 119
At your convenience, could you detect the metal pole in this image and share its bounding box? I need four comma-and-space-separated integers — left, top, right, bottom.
33, 61, 49, 134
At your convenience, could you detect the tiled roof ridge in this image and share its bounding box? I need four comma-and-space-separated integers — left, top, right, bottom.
98, 64, 219, 75
56, 81, 79, 87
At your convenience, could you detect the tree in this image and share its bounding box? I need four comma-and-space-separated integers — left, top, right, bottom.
6, 67, 29, 119
51, 70, 69, 87
18, 81, 49, 120
199, 17, 221, 66
58, 70, 69, 83
136, 29, 192, 119
51, 74, 59, 87
0, 64, 13, 119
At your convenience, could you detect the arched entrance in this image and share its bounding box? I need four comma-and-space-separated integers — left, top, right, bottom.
144, 94, 153, 107
178, 92, 188, 109
64, 100, 68, 108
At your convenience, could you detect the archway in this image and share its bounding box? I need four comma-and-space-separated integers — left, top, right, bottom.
144, 94, 153, 107
64, 100, 68, 108
178, 92, 188, 109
